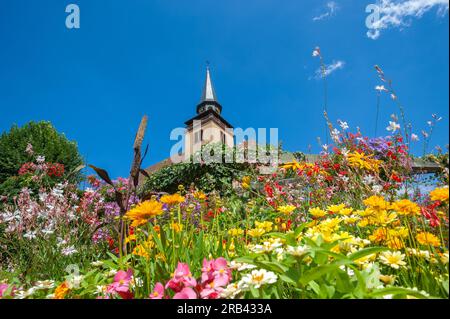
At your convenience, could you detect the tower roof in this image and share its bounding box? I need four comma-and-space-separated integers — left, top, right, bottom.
196, 66, 222, 114
200, 66, 218, 103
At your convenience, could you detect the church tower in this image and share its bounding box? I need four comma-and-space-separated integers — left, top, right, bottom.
184, 67, 234, 160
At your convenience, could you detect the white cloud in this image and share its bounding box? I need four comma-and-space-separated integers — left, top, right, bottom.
314, 60, 345, 79
313, 1, 340, 21
367, 0, 449, 40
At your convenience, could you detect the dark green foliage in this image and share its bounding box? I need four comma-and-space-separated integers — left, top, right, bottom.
140, 143, 258, 196
141, 162, 246, 195
0, 121, 84, 194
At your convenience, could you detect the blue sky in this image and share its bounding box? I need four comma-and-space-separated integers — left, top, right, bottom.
0, 0, 448, 179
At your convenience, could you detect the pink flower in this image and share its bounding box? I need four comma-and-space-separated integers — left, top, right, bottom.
0, 283, 15, 298
150, 282, 165, 299
173, 287, 197, 299
201, 259, 215, 283
1, 284, 10, 298
166, 262, 197, 292
212, 258, 231, 287
200, 287, 223, 299
201, 257, 232, 287
106, 269, 133, 299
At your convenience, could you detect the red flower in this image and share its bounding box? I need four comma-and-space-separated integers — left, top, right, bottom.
264, 184, 274, 197
18, 162, 36, 175
421, 205, 440, 227
47, 163, 65, 177
391, 174, 402, 183
108, 237, 115, 249
286, 220, 292, 231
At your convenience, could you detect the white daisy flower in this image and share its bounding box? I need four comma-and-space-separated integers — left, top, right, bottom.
239, 269, 278, 289
286, 245, 309, 257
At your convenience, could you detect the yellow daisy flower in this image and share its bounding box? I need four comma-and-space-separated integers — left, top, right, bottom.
277, 205, 296, 215
160, 193, 185, 206
416, 232, 441, 247
124, 200, 164, 227
429, 187, 449, 202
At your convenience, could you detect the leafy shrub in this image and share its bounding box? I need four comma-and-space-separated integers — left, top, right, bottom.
0, 121, 84, 196
140, 143, 257, 196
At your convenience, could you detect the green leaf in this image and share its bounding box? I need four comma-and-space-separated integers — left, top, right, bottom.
233, 256, 257, 264
308, 280, 321, 296
106, 252, 118, 263
250, 286, 260, 298
256, 260, 289, 273
347, 246, 387, 261
299, 264, 340, 286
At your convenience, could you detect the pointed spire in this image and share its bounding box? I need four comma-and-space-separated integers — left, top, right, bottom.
200, 65, 218, 102
196, 64, 222, 115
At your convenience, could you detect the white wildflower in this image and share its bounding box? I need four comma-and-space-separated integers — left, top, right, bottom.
36, 155, 45, 164
23, 231, 37, 240
363, 175, 375, 185
286, 245, 309, 257
338, 120, 349, 130
372, 185, 383, 193
229, 261, 257, 272
220, 282, 242, 298
61, 245, 78, 256
239, 269, 278, 289
312, 47, 321, 57
375, 85, 387, 92
386, 121, 400, 133
34, 280, 55, 290
91, 260, 104, 267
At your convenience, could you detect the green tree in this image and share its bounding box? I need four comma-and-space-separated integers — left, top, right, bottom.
0, 121, 84, 194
